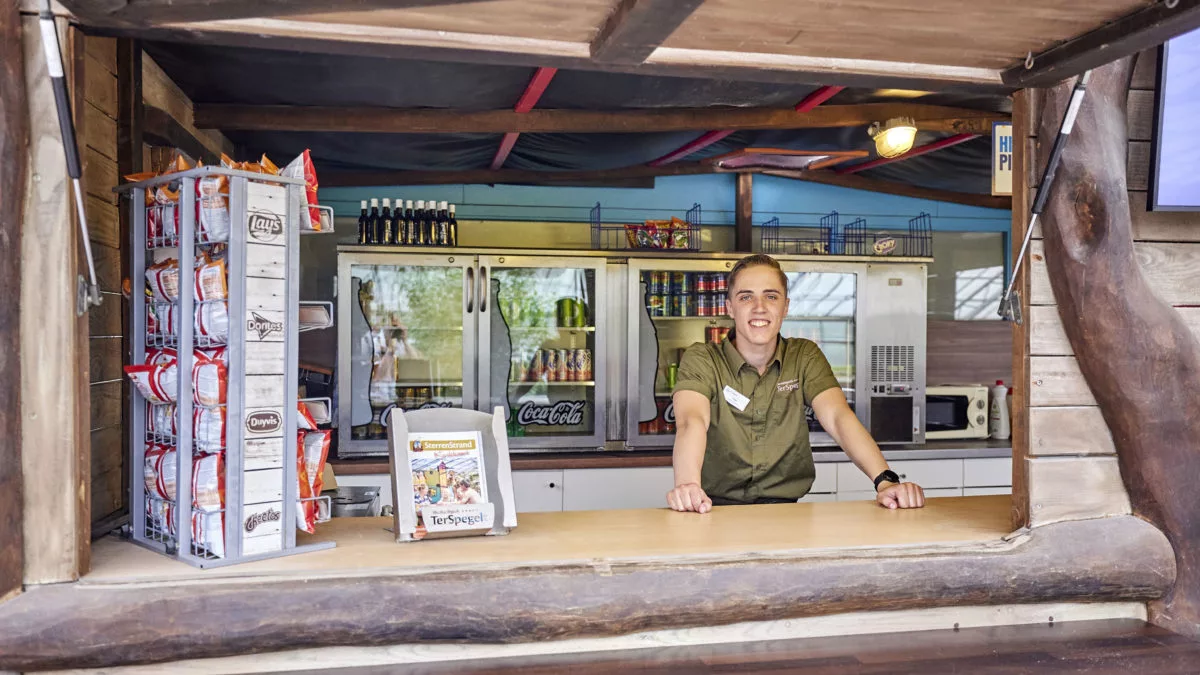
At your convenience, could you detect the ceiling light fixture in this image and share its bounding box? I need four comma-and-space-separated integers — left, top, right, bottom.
868, 117, 918, 158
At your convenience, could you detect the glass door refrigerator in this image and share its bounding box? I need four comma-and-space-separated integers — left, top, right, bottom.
624, 257, 869, 449
478, 255, 607, 450
337, 252, 477, 456
337, 250, 607, 456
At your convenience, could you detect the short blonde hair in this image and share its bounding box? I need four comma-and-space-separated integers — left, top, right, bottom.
727, 254, 787, 296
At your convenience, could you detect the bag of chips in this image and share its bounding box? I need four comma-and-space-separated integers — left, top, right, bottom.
155, 448, 178, 501
296, 434, 316, 534
194, 406, 226, 452
197, 174, 230, 243
296, 430, 331, 534
144, 443, 167, 496
191, 510, 225, 558
192, 350, 228, 408
125, 349, 178, 404
192, 451, 225, 512
283, 150, 322, 232
298, 401, 319, 431
668, 216, 691, 249
195, 301, 229, 344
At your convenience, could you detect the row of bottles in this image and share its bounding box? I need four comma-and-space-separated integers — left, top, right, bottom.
357, 198, 459, 247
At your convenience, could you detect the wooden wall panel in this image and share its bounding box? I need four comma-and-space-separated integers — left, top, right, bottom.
1032, 305, 1200, 356
1126, 90, 1154, 142
86, 195, 119, 249
1131, 49, 1157, 90
1027, 456, 1131, 527
1030, 356, 1096, 407
83, 102, 117, 161
91, 243, 122, 293
1031, 240, 1200, 306
1129, 194, 1200, 241
87, 338, 123, 385
82, 146, 118, 205
84, 54, 116, 118
89, 380, 121, 431
0, 0, 27, 602
1029, 407, 1116, 457
84, 35, 116, 75
926, 320, 1013, 386
1126, 141, 1150, 192
1010, 88, 1032, 531
21, 15, 85, 584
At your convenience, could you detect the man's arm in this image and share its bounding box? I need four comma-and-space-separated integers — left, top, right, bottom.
811, 388, 925, 509
667, 390, 713, 513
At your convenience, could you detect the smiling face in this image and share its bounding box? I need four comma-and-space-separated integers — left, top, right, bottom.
727, 264, 789, 348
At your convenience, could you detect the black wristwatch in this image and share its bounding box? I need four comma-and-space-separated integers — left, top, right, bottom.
873, 470, 901, 492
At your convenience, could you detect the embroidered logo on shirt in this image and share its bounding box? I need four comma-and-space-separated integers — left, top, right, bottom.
776, 379, 800, 393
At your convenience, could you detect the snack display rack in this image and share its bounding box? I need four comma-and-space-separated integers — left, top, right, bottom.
121, 166, 335, 568
761, 211, 934, 258
590, 202, 702, 251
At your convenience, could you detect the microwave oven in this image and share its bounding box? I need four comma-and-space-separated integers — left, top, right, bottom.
926, 385, 990, 440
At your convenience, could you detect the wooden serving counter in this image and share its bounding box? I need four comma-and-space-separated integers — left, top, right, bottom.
0, 497, 1173, 672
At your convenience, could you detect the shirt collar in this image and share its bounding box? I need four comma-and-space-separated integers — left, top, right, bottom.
722, 330, 785, 373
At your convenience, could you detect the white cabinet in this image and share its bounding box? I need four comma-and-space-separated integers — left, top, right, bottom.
964, 458, 1012, 487
837, 459, 964, 493
811, 463, 837, 494
511, 470, 564, 513
799, 492, 838, 503
965, 486, 1011, 496
838, 487, 963, 502
562, 467, 675, 511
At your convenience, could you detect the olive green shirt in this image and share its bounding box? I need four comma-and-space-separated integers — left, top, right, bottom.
673, 333, 841, 505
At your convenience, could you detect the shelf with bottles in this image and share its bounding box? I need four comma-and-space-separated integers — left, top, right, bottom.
378, 381, 465, 388
650, 315, 733, 322
374, 326, 464, 332
355, 197, 459, 247
509, 326, 596, 333
511, 380, 596, 387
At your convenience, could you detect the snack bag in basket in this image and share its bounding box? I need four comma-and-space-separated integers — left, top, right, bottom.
296, 433, 316, 534
146, 259, 179, 303
195, 301, 229, 344
192, 451, 225, 512
125, 349, 178, 404
197, 174, 230, 243
144, 443, 167, 497
624, 224, 640, 249
194, 406, 226, 452
192, 349, 228, 408
155, 448, 178, 501
194, 258, 228, 301
668, 216, 690, 249
298, 401, 319, 431
284, 150, 322, 232
191, 510, 226, 558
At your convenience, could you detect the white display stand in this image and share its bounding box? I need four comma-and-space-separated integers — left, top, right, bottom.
386, 407, 518, 542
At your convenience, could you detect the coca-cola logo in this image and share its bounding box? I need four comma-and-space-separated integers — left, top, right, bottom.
247, 311, 283, 340
246, 410, 282, 434
244, 507, 281, 533
247, 210, 284, 242
664, 402, 675, 424
419, 401, 453, 410
517, 400, 586, 426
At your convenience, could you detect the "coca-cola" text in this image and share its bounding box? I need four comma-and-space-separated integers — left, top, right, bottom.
517, 400, 586, 426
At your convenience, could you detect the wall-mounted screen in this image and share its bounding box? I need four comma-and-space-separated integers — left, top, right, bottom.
1150, 27, 1200, 211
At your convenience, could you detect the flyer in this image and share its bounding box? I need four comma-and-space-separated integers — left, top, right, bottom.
406, 431, 492, 539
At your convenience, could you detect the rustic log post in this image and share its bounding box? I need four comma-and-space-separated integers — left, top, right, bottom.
1037, 58, 1200, 636
0, 0, 27, 603
735, 172, 753, 252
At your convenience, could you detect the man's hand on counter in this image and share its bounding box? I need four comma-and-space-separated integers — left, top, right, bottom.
876, 481, 926, 510
667, 482, 712, 514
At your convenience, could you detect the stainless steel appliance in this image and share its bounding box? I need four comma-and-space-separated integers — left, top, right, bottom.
925, 385, 990, 440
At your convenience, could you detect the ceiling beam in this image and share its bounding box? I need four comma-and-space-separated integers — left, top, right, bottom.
58, 0, 481, 27
1002, 0, 1200, 87
195, 103, 1007, 135
590, 0, 705, 65
650, 85, 848, 167
490, 66, 557, 171
83, 22, 1011, 93
767, 169, 1011, 210
647, 130, 734, 167
835, 133, 980, 175
321, 162, 720, 188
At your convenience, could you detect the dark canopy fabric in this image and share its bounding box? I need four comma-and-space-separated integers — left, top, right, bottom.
144, 41, 1007, 193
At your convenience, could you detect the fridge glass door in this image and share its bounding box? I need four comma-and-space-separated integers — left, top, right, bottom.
480, 256, 605, 448
781, 270, 858, 443
339, 254, 474, 454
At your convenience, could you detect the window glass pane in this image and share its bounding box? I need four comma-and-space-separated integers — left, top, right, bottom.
927, 232, 1006, 320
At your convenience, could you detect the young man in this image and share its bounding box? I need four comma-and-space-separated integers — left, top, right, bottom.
666, 254, 925, 513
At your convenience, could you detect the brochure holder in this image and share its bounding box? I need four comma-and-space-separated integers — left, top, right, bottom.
386, 407, 517, 542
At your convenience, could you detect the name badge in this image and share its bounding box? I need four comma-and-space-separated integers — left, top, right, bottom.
723, 385, 750, 412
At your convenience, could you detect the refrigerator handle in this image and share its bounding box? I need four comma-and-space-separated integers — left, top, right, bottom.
479, 266, 489, 313
466, 265, 475, 313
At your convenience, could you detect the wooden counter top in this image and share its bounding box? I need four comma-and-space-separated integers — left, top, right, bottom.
86, 496, 1014, 585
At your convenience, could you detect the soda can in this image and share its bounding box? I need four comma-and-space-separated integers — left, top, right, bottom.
578, 348, 593, 381
669, 294, 683, 317
713, 294, 727, 315
670, 271, 691, 295
555, 349, 569, 382
715, 272, 728, 293
647, 294, 665, 317
529, 349, 545, 381
706, 326, 720, 343
544, 349, 560, 382
656, 271, 670, 294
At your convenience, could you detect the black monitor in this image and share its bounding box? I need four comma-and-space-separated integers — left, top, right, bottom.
1149, 27, 1200, 211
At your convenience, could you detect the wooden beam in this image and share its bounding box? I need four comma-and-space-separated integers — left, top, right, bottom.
20, 14, 86, 585
836, 133, 980, 175
765, 169, 1012, 210
736, 173, 753, 252
794, 86, 846, 113
1002, 0, 1200, 87
648, 129, 734, 167
590, 0, 704, 65
142, 105, 217, 165
194, 103, 1009, 135
490, 66, 556, 171
1010, 89, 1031, 532
0, 516, 1173, 671
84, 22, 1013, 93
1036, 56, 1200, 638
0, 0, 26, 603
321, 161, 718, 188
59, 0, 481, 27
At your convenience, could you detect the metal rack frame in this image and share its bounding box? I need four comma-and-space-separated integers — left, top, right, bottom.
590, 202, 702, 252
121, 166, 334, 567
761, 211, 933, 258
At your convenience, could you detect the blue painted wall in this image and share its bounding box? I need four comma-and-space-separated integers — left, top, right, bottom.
323, 174, 1010, 234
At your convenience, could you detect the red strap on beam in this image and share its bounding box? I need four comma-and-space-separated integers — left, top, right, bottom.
794, 86, 845, 113
648, 130, 735, 167
835, 133, 979, 175
491, 67, 558, 170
